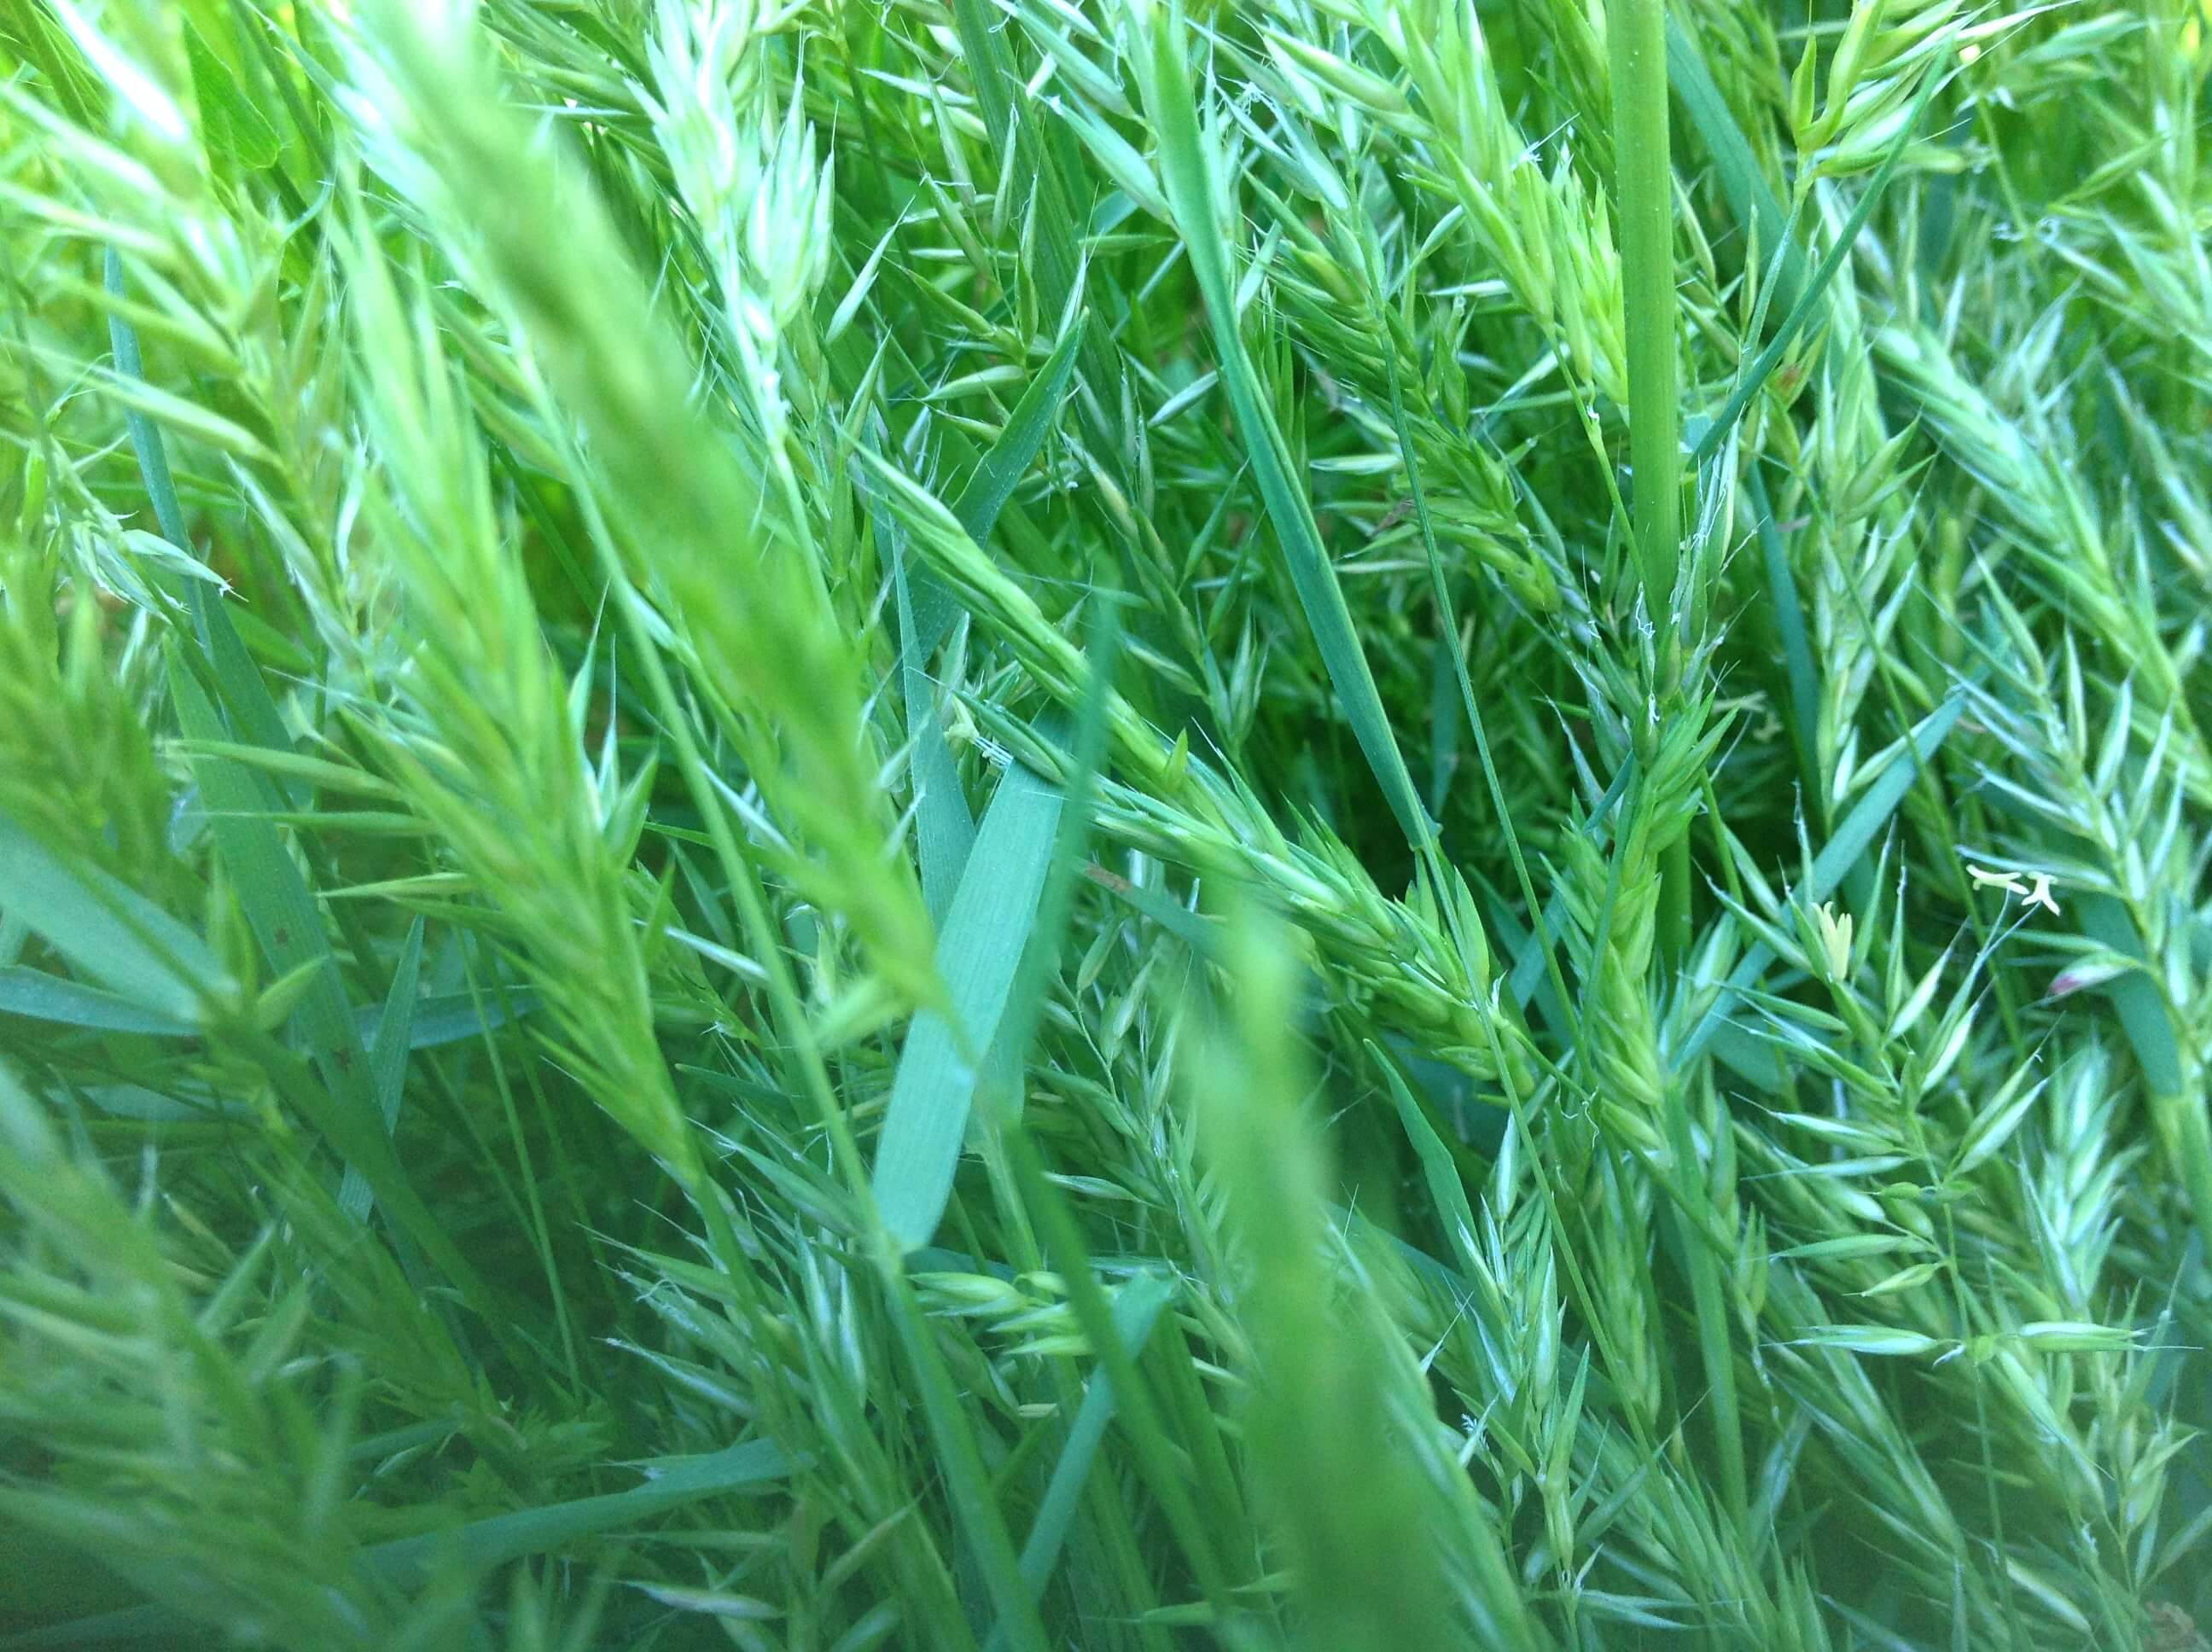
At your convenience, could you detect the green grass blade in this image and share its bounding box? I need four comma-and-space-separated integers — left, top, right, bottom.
0, 966, 199, 1037
1664, 13, 1807, 322
372, 1437, 789, 1584
1677, 690, 1965, 1070
1373, 1044, 1482, 1275
871, 760, 1066, 1249
909, 316, 1090, 666
168, 664, 376, 1096
1385, 356, 1576, 1043
1010, 1272, 1173, 1600
0, 813, 228, 1021
398, 989, 534, 1050
1142, 9, 1432, 850
2079, 893, 2212, 1243
106, 250, 299, 787
1689, 68, 1945, 469
1612, 0, 1683, 649
1746, 466, 1823, 802
951, 320, 1088, 550
1191, 900, 1541, 1652
884, 492, 978, 923
982, 603, 1121, 1121
5, 1440, 794, 1648
338, 916, 421, 1222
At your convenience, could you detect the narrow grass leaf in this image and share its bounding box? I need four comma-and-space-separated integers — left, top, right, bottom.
1678, 690, 1965, 1070
1664, 14, 1808, 320
1010, 1271, 1174, 1600
1142, 10, 1432, 849
338, 916, 422, 1221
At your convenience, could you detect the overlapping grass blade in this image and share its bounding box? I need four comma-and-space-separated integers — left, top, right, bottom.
1141, 6, 1433, 850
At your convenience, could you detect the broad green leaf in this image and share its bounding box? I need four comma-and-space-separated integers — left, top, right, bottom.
0, 813, 227, 1022
871, 761, 1066, 1249
0, 966, 198, 1037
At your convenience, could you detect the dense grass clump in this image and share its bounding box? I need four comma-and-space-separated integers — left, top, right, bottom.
5, 0, 2212, 1644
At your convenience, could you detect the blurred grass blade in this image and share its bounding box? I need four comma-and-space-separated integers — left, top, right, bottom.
1189, 900, 1521, 1652
0, 813, 228, 1021
358, 0, 937, 1009
7, 1439, 793, 1648
0, 965, 199, 1037
338, 916, 421, 1221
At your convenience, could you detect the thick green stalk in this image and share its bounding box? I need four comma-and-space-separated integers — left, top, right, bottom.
1615, 0, 1738, 1519
1611, 0, 1690, 961
1611, 0, 1681, 647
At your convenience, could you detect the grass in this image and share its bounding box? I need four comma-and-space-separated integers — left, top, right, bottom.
1, 0, 2210, 1646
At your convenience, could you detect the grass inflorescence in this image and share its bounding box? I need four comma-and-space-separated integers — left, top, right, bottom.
3, 0, 2210, 1646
